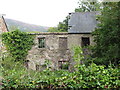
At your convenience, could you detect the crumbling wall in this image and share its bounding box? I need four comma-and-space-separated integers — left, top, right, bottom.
26, 33, 94, 71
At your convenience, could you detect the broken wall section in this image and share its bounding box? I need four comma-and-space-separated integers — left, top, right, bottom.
26, 33, 94, 71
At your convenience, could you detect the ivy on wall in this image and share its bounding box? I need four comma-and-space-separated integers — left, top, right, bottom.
2, 29, 34, 61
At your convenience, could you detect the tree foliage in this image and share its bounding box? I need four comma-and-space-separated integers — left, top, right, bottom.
2, 29, 34, 61
92, 2, 120, 65
75, 0, 102, 12
57, 16, 69, 32
48, 16, 69, 32
47, 27, 58, 32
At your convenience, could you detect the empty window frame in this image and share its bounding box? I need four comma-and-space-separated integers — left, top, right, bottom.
38, 37, 45, 48
81, 37, 90, 47
59, 37, 67, 49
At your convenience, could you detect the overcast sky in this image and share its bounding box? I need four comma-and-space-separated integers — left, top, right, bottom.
0, 0, 78, 27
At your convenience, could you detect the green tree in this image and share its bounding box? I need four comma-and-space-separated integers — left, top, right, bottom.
48, 16, 69, 32
92, 2, 120, 65
75, 0, 102, 12
57, 16, 69, 32
48, 27, 58, 32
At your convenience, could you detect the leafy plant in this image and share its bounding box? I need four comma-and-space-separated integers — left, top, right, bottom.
1, 46, 120, 89
72, 46, 84, 68
2, 29, 34, 61
75, 0, 102, 12
92, 2, 120, 65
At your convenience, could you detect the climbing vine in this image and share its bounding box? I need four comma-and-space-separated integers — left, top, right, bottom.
2, 29, 34, 61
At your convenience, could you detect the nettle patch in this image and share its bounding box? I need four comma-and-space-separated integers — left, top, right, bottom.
2, 29, 34, 61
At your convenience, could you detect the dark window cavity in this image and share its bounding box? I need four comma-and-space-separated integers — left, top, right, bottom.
36, 64, 40, 71
38, 37, 45, 48
81, 37, 90, 47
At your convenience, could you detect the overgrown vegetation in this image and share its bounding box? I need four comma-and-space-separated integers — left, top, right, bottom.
1, 46, 120, 89
2, 30, 34, 61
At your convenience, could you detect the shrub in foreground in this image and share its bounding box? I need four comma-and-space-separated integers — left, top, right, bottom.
1, 63, 120, 89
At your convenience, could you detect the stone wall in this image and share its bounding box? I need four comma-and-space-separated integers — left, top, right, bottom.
0, 16, 8, 33
26, 32, 94, 70
0, 16, 8, 59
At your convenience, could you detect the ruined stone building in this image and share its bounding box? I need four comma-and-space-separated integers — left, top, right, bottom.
26, 11, 99, 70
1, 12, 99, 70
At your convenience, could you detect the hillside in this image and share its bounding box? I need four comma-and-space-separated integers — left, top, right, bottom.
5, 18, 49, 32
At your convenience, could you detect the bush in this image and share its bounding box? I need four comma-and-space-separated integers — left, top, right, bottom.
1, 62, 120, 89
2, 30, 34, 61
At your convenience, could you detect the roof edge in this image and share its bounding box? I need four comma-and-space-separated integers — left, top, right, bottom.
2, 16, 9, 32
28, 32, 69, 35
68, 32, 91, 34
28, 32, 92, 35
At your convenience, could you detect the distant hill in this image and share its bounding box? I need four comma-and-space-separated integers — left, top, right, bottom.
5, 18, 49, 32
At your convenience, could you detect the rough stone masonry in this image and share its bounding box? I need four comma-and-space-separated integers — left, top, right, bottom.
26, 32, 94, 71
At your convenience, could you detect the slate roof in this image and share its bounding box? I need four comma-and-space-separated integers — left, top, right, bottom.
68, 11, 100, 33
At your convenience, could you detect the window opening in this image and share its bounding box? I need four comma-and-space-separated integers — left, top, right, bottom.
59, 37, 67, 49
36, 64, 40, 71
38, 37, 45, 48
81, 37, 90, 47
